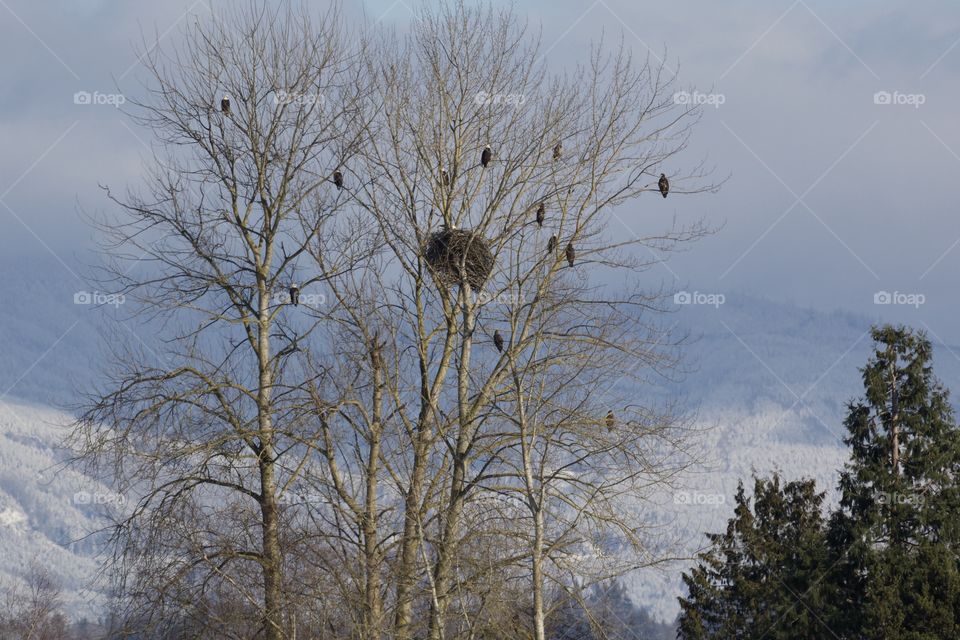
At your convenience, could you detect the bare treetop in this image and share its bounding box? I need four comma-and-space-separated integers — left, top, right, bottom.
73, 2, 717, 638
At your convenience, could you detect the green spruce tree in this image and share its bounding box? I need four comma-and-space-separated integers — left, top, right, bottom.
826, 325, 960, 639
678, 475, 832, 639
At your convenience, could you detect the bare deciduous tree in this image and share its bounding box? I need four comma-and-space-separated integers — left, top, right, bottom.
0, 562, 69, 640
73, 3, 371, 638
326, 4, 712, 638
73, 2, 715, 638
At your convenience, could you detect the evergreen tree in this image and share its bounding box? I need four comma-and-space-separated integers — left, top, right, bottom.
678, 475, 831, 639
827, 325, 960, 639
680, 326, 960, 639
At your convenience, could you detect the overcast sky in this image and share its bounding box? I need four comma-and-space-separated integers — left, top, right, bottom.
3, 0, 960, 341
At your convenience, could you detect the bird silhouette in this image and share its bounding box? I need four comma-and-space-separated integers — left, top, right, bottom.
481, 144, 493, 168
289, 283, 300, 306
333, 170, 344, 190
605, 410, 615, 430
565, 242, 575, 267
220, 96, 230, 114
536, 202, 545, 227
370, 333, 382, 370
547, 234, 557, 255
493, 330, 504, 353
553, 141, 562, 161
658, 173, 669, 198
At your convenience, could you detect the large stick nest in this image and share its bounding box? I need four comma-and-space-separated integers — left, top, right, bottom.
424, 228, 495, 289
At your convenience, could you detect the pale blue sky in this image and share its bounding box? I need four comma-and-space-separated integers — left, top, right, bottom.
2, 0, 960, 340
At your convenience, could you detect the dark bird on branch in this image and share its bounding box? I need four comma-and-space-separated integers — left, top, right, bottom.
493, 330, 504, 353
480, 144, 492, 168
289, 283, 300, 306
606, 410, 615, 430
658, 173, 669, 198
220, 96, 231, 114
440, 167, 450, 187
553, 141, 562, 161
536, 202, 545, 227
333, 170, 344, 190
370, 333, 382, 370
565, 242, 575, 267
547, 234, 557, 254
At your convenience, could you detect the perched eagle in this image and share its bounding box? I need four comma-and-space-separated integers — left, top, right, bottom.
605, 410, 615, 430
289, 283, 300, 306
565, 242, 575, 267
440, 167, 450, 187
658, 173, 669, 199
547, 234, 557, 254
220, 96, 230, 114
493, 330, 504, 353
370, 333, 382, 370
480, 144, 492, 168
333, 170, 344, 190
553, 141, 562, 161
536, 202, 545, 227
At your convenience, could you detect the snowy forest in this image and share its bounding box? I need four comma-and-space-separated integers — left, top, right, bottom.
2, 1, 960, 639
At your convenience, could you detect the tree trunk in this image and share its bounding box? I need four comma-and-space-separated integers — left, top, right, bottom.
890, 361, 900, 477
258, 288, 284, 640
260, 460, 284, 640
394, 440, 429, 639
519, 391, 546, 640
363, 348, 384, 639
428, 285, 475, 640
428, 457, 468, 640
532, 508, 546, 640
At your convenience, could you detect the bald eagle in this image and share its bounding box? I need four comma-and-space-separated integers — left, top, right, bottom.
547, 234, 557, 254
605, 410, 615, 430
565, 242, 575, 267
536, 202, 545, 227
480, 145, 492, 168
333, 170, 344, 190
220, 96, 230, 114
493, 330, 504, 353
440, 167, 450, 187
658, 173, 669, 199
289, 283, 300, 306
553, 141, 562, 161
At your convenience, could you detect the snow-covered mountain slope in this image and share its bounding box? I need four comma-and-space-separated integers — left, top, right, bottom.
625, 294, 960, 622
0, 400, 110, 619
5, 257, 960, 624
